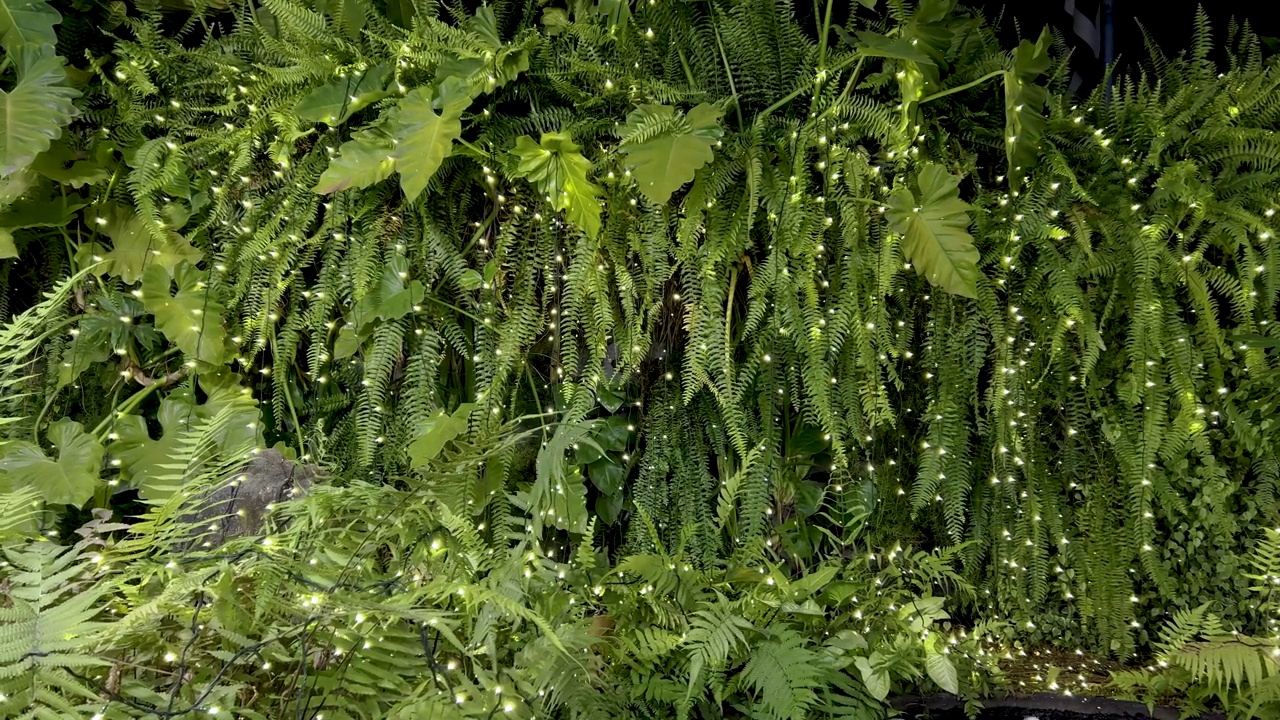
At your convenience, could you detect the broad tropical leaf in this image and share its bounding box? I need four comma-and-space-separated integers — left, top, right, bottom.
392, 78, 472, 201
0, 48, 78, 177
618, 103, 723, 205
854, 655, 891, 701
109, 385, 260, 502
511, 131, 601, 238
140, 264, 228, 365
294, 63, 390, 126
315, 129, 396, 194
886, 163, 981, 298
0, 0, 59, 53
0, 419, 102, 506
925, 643, 959, 694
1004, 28, 1052, 189
0, 228, 14, 257
407, 403, 476, 467
93, 203, 202, 283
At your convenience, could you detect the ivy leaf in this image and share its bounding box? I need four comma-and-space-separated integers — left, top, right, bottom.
0, 0, 60, 53
587, 457, 625, 495
925, 643, 959, 694
315, 129, 396, 194
141, 264, 228, 365
618, 103, 723, 205
0, 419, 102, 506
393, 79, 472, 201
294, 63, 390, 126
111, 384, 261, 502
886, 163, 981, 299
1004, 28, 1052, 190
92, 203, 202, 283
596, 488, 625, 524
407, 403, 476, 468
595, 416, 630, 452
0, 47, 79, 177
511, 132, 602, 238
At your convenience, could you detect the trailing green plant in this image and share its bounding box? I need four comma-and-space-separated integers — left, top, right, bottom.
1, 0, 1279, 716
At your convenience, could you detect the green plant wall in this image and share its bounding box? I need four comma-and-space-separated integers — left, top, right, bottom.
2, 0, 1280, 717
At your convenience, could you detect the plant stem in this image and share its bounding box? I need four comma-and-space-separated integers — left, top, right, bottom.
919, 69, 1007, 104
709, 9, 745, 131
760, 51, 863, 119
816, 0, 835, 71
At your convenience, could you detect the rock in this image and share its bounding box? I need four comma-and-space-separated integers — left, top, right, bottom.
184, 448, 319, 549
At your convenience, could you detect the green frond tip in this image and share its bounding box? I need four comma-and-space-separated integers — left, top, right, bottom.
885, 163, 981, 298
511, 131, 602, 238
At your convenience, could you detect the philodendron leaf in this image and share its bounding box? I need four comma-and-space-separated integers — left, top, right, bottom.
0, 418, 102, 506
407, 403, 477, 467
141, 263, 228, 365
393, 78, 473, 201
92, 203, 202, 283
0, 0, 60, 53
618, 103, 723, 205
886, 163, 981, 298
315, 129, 396, 194
294, 63, 391, 126
512, 131, 602, 238
1004, 28, 1052, 189
0, 47, 79, 177
111, 384, 261, 502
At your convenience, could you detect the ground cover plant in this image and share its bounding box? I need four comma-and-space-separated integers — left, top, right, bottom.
2, 0, 1280, 717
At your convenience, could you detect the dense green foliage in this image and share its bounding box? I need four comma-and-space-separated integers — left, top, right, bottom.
2, 0, 1280, 717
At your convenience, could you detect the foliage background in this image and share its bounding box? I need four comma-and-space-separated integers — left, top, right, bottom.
2, 0, 1280, 717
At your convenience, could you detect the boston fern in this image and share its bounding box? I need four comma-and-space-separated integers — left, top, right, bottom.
1, 0, 1279, 717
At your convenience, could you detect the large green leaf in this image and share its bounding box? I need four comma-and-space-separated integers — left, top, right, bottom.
925, 642, 959, 694
93, 203, 202, 283
0, 228, 14, 257
0, 0, 59, 52
406, 403, 476, 468
140, 264, 228, 365
294, 63, 390, 126
0, 195, 85, 228
850, 29, 935, 63
0, 48, 79, 177
392, 79, 472, 201
31, 142, 109, 187
854, 655, 891, 701
886, 163, 981, 299
1004, 28, 1052, 190
110, 383, 261, 502
512, 131, 602, 238
0, 419, 102, 506
618, 103, 723, 205
530, 423, 596, 534
314, 129, 396, 194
